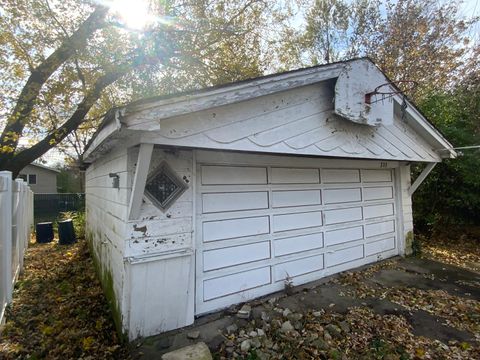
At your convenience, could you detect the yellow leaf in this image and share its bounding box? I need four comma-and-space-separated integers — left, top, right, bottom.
82, 336, 95, 350
415, 347, 425, 358
41, 325, 54, 335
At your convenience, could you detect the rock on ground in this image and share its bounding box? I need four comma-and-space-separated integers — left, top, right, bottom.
161, 342, 212, 360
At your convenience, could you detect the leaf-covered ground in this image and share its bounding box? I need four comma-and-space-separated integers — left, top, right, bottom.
0, 239, 130, 359
216, 305, 479, 360
2, 231, 480, 359
421, 227, 480, 273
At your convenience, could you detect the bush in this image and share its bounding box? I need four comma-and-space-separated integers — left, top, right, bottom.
414, 77, 480, 234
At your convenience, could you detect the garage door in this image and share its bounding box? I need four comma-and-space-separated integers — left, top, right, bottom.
195, 160, 398, 314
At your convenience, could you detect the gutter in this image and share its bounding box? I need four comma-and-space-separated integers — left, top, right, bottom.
82, 108, 127, 163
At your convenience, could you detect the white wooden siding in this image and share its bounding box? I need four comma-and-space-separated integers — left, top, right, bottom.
85, 146, 129, 332
195, 153, 399, 314
121, 148, 196, 338
398, 164, 414, 255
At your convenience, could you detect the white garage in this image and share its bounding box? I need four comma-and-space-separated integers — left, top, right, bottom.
83, 58, 456, 340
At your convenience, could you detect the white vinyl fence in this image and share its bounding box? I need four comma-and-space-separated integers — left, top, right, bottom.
0, 171, 34, 325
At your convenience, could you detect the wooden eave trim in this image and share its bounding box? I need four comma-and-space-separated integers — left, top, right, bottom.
122, 63, 346, 121
393, 95, 457, 158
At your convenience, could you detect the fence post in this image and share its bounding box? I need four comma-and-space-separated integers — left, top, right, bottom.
16, 181, 26, 273
0, 172, 13, 305
11, 179, 21, 283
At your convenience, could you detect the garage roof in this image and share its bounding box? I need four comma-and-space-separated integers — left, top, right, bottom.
83, 58, 456, 163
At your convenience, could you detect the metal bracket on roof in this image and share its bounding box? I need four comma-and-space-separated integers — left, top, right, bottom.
408, 162, 437, 196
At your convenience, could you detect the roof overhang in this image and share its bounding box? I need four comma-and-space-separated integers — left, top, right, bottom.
25, 162, 61, 173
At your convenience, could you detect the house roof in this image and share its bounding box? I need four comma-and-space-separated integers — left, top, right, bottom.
83, 57, 456, 163
22, 162, 61, 173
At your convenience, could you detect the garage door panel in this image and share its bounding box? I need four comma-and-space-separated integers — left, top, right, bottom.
274, 232, 323, 256
322, 169, 360, 183
361, 169, 392, 182
203, 216, 270, 242
326, 244, 364, 267
365, 237, 395, 256
203, 267, 271, 301
273, 211, 322, 232
271, 167, 319, 184
202, 191, 269, 213
363, 186, 393, 201
365, 220, 395, 238
324, 207, 362, 225
274, 254, 324, 281
325, 225, 363, 247
202, 166, 267, 185
272, 190, 321, 208
364, 203, 394, 219
203, 241, 270, 271
324, 188, 361, 204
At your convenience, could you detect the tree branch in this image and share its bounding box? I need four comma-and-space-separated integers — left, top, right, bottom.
0, 5, 108, 163
10, 67, 129, 174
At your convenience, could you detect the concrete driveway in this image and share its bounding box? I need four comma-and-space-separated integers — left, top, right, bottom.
136, 257, 480, 359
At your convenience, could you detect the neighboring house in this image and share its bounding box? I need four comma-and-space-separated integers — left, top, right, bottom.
18, 163, 59, 194
82, 58, 456, 340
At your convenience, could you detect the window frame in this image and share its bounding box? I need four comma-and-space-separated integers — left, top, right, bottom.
28, 174, 37, 185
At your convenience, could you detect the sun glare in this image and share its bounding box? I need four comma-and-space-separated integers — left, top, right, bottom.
109, 0, 154, 30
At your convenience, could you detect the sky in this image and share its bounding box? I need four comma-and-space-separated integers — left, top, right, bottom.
463, 0, 480, 40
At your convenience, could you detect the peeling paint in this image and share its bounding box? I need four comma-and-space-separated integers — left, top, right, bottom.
133, 224, 147, 235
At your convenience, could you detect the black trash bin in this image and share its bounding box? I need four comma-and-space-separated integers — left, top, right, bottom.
36, 222, 54, 243
58, 219, 76, 245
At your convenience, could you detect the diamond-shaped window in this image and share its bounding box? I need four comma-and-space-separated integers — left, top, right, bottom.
144, 162, 187, 211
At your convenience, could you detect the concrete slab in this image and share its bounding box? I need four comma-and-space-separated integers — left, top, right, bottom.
370, 257, 480, 299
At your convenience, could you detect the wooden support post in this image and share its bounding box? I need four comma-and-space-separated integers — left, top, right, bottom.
128, 143, 154, 220
408, 162, 436, 196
